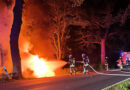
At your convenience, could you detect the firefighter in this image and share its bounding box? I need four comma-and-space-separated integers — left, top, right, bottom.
82, 53, 89, 75
126, 57, 130, 65
120, 56, 123, 69
105, 57, 109, 71
69, 54, 76, 75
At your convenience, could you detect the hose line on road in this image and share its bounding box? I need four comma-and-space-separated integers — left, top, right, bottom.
88, 64, 130, 77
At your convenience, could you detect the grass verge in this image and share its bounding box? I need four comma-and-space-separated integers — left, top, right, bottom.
104, 78, 130, 90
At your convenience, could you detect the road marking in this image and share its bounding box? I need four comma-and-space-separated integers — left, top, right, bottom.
108, 69, 121, 71
121, 71, 130, 73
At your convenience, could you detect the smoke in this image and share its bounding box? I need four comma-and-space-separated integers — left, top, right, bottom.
19, 0, 56, 60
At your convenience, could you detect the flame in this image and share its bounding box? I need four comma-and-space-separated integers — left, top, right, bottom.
32, 56, 55, 77
21, 42, 66, 78
22, 55, 55, 78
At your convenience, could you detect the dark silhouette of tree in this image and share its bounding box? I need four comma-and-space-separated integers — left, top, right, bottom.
0, 44, 4, 66
47, 0, 86, 60
10, 0, 23, 79
76, 7, 129, 65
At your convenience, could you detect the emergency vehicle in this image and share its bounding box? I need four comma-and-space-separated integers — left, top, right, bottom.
117, 52, 130, 70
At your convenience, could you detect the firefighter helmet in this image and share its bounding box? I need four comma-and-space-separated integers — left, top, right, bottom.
82, 53, 86, 57
69, 54, 72, 58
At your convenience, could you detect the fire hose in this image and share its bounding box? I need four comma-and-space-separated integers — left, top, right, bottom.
88, 64, 130, 77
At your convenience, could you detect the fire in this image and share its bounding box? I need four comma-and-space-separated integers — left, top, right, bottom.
32, 56, 55, 77
23, 55, 55, 78
21, 42, 66, 78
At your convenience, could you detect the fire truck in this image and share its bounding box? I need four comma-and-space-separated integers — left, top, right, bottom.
117, 52, 130, 71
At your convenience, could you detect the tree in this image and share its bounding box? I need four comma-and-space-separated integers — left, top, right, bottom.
47, 0, 86, 60
10, 0, 23, 79
76, 7, 129, 65
0, 44, 4, 66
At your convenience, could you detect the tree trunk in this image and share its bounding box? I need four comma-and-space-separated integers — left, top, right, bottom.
101, 39, 105, 65
10, 0, 23, 79
57, 34, 61, 60
0, 45, 4, 66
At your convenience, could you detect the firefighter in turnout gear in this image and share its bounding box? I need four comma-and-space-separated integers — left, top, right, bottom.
105, 57, 109, 71
69, 54, 76, 75
82, 53, 89, 75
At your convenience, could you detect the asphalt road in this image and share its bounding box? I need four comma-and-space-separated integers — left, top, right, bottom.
0, 71, 130, 90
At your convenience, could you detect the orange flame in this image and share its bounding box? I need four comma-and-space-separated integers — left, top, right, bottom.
21, 42, 66, 78
22, 55, 55, 78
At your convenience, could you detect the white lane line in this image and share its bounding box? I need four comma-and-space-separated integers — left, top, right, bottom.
107, 69, 121, 71
121, 71, 130, 73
